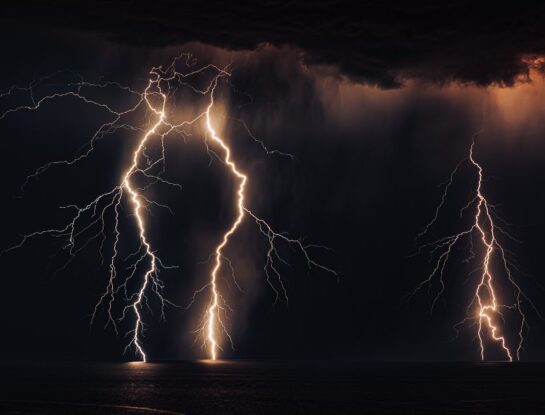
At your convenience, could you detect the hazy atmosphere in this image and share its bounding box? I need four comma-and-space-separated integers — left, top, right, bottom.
2, 2, 545, 414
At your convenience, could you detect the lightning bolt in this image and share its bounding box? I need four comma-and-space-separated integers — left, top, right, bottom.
202, 75, 244, 361
191, 72, 337, 361
412, 131, 537, 361
1, 53, 336, 361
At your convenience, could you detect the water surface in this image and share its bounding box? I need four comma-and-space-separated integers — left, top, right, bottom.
1, 360, 544, 414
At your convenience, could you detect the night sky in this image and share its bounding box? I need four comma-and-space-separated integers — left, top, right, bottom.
2, 1, 545, 362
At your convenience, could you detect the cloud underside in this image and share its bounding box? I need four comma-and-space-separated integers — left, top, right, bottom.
7, 1, 545, 88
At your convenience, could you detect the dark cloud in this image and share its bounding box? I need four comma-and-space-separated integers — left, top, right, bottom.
5, 1, 545, 88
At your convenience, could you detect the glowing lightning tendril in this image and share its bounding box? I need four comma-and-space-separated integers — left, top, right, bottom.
196, 74, 337, 360
413, 131, 536, 361
203, 75, 245, 361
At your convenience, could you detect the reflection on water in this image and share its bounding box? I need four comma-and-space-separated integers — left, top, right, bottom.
1, 360, 545, 414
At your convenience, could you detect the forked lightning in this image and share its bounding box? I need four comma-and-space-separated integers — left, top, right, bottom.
413, 132, 535, 361
0, 55, 336, 361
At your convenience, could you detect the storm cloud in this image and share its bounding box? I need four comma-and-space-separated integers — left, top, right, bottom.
5, 1, 545, 88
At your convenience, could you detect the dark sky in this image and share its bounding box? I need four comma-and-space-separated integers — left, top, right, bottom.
1, 2, 545, 362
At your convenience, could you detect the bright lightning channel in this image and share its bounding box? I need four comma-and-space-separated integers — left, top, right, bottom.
199, 76, 337, 360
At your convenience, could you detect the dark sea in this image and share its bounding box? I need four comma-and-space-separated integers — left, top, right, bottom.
1, 360, 544, 414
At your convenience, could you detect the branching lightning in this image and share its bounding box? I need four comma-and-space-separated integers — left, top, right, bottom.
1, 54, 335, 361
189, 74, 337, 361
413, 132, 536, 361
